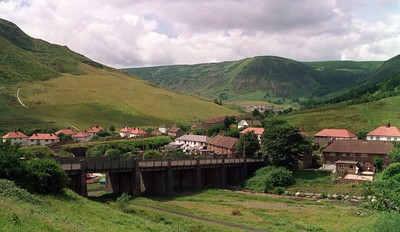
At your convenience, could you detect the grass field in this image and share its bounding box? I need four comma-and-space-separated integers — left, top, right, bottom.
284, 95, 400, 134
0, 64, 237, 132
288, 170, 364, 196
129, 189, 376, 232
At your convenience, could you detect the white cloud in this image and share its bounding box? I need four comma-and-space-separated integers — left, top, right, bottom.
0, 0, 400, 67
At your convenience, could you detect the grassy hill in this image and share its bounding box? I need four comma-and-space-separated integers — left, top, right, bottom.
0, 18, 237, 132
284, 95, 400, 135
302, 54, 400, 107
123, 57, 381, 104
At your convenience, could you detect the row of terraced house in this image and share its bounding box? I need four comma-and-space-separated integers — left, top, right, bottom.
315, 123, 399, 178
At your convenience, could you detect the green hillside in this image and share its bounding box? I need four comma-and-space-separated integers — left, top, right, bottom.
123, 57, 381, 103
284, 95, 400, 135
0, 18, 237, 132
0, 18, 103, 85
302, 54, 400, 107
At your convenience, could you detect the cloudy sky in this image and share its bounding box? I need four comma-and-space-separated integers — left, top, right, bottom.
1, 0, 400, 68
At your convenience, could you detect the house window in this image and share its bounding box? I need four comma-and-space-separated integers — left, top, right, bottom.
45, 139, 49, 142
349, 165, 354, 168
339, 164, 344, 168
329, 153, 336, 157
366, 163, 370, 168
350, 153, 355, 157
341, 153, 346, 157
376, 136, 380, 140
361, 154, 368, 158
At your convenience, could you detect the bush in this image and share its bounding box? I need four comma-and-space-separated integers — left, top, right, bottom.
0, 179, 41, 204
244, 166, 294, 193
116, 193, 131, 210
143, 150, 162, 160
382, 163, 400, 181
20, 159, 68, 194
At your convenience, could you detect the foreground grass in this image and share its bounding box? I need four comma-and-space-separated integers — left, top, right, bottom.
131, 189, 377, 232
0, 190, 171, 232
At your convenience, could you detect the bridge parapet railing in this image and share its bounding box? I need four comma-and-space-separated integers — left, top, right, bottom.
138, 160, 169, 168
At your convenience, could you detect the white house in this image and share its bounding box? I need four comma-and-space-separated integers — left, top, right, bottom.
2, 131, 29, 146
237, 119, 262, 129
158, 125, 170, 134
28, 133, 60, 146
366, 123, 400, 141
73, 131, 92, 142
119, 127, 148, 138
170, 134, 209, 154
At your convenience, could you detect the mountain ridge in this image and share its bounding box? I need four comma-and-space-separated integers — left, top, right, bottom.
122, 56, 382, 103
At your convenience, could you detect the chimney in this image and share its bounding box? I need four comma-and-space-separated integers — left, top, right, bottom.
386, 122, 391, 128
96, 125, 99, 128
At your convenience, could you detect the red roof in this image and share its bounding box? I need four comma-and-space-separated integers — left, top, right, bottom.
120, 127, 147, 135
28, 133, 59, 140
2, 131, 28, 139
87, 125, 103, 133
314, 129, 357, 138
73, 132, 91, 138
240, 127, 264, 135
120, 127, 134, 133
55, 129, 75, 135
367, 125, 400, 137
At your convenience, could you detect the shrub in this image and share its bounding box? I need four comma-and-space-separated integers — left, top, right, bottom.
116, 193, 131, 210
373, 157, 385, 173
143, 150, 162, 160
244, 166, 294, 193
382, 163, 400, 181
0, 179, 41, 204
20, 159, 67, 194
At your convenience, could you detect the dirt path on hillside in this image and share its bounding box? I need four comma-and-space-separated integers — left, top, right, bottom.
16, 87, 28, 108
135, 203, 267, 232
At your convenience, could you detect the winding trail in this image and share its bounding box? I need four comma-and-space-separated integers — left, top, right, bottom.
16, 87, 28, 108
135, 203, 267, 232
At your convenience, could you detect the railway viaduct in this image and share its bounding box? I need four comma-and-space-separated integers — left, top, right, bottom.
56, 157, 266, 197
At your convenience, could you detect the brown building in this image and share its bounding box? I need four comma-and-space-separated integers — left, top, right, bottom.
207, 135, 239, 157
322, 140, 393, 172
314, 128, 357, 147
167, 127, 185, 138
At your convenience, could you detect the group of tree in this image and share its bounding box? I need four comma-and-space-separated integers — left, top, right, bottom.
0, 140, 67, 194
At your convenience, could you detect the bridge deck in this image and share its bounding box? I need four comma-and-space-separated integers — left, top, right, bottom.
57, 157, 265, 173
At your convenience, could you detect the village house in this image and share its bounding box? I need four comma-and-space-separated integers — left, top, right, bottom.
322, 140, 393, 172
73, 131, 92, 142
28, 133, 60, 146
167, 127, 185, 138
366, 123, 400, 141
2, 131, 29, 146
150, 129, 162, 136
87, 125, 104, 134
207, 135, 239, 157
169, 134, 209, 154
239, 127, 264, 142
119, 127, 147, 138
158, 125, 170, 134
237, 119, 262, 129
191, 116, 239, 129
55, 129, 75, 136
314, 128, 358, 146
